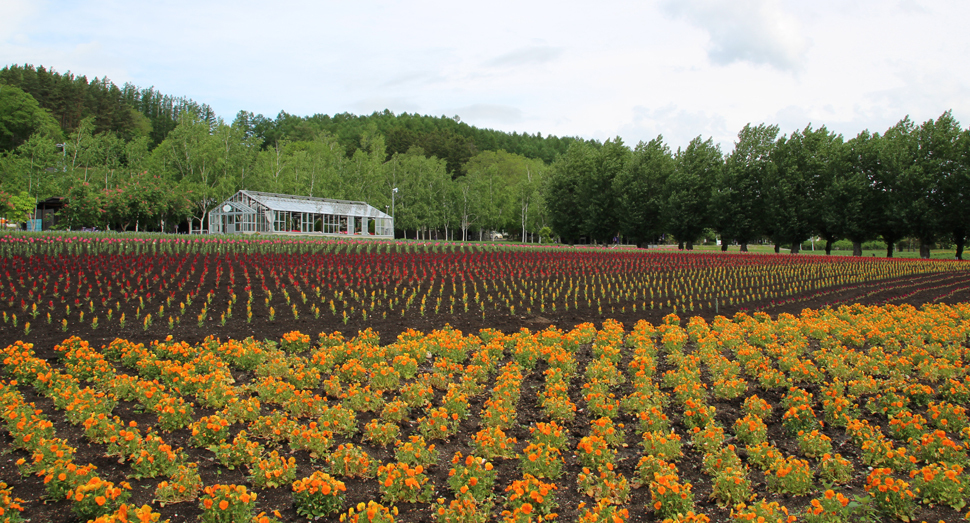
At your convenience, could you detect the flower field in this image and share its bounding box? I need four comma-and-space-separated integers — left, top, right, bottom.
2, 233, 970, 522
1, 233, 969, 350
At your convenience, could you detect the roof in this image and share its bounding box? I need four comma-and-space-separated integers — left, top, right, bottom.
237, 190, 391, 218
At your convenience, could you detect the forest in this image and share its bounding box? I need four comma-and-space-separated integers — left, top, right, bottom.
1, 63, 969, 258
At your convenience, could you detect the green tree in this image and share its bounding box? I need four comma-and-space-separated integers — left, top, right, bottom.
152, 112, 233, 232
6, 133, 61, 203
890, 113, 962, 259
0, 85, 61, 151
546, 141, 597, 243
912, 111, 964, 258
770, 125, 841, 253
384, 148, 448, 238
463, 150, 519, 240
873, 120, 912, 258
612, 137, 672, 247
515, 158, 548, 242
344, 131, 386, 203
0, 190, 34, 223
823, 130, 878, 255
584, 138, 628, 243
716, 123, 778, 251
663, 136, 720, 249
949, 128, 970, 259
62, 181, 105, 229
464, 150, 545, 242
253, 138, 291, 194
455, 174, 478, 241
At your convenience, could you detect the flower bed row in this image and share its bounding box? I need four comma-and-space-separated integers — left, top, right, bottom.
2, 302, 970, 521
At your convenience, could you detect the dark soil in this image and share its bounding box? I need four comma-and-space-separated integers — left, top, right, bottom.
1, 258, 969, 523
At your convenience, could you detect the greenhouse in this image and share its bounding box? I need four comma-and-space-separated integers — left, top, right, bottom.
208, 190, 394, 238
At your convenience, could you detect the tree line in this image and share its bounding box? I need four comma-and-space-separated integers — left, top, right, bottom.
547, 112, 970, 259
0, 64, 216, 148
0, 105, 555, 241
1, 64, 968, 259
0, 64, 578, 239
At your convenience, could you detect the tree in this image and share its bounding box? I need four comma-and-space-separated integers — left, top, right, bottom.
0, 85, 62, 151
516, 158, 548, 242
873, 119, 913, 258
384, 148, 448, 238
464, 150, 521, 240
583, 138, 628, 243
63, 117, 100, 181
770, 125, 841, 253
824, 130, 879, 255
612, 137, 671, 247
152, 112, 232, 232
949, 128, 970, 259
911, 111, 964, 258
455, 175, 477, 241
344, 131, 386, 203
546, 141, 597, 243
62, 181, 105, 229
213, 120, 258, 194
716, 124, 779, 251
0, 190, 34, 223
663, 136, 720, 249
889, 113, 962, 259
253, 138, 291, 194
7, 133, 60, 203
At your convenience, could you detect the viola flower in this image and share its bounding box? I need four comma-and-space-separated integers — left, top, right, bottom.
199, 484, 257, 523
650, 472, 695, 520
865, 468, 916, 521
292, 471, 346, 518
154, 463, 203, 504
377, 462, 433, 503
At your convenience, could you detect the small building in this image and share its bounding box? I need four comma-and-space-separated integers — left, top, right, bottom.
35, 197, 66, 231
208, 190, 394, 238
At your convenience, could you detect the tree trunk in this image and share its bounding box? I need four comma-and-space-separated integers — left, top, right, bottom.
773, 243, 780, 254
721, 243, 729, 252
852, 241, 862, 257
739, 243, 748, 253
825, 240, 833, 256
677, 241, 684, 250
686, 240, 693, 250
886, 242, 894, 258
920, 240, 932, 259
957, 240, 965, 261
790, 243, 800, 254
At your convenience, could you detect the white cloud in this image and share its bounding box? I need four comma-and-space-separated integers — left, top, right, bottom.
350, 97, 422, 116
0, 0, 38, 40
451, 104, 524, 127
485, 46, 563, 68
2, 1, 970, 156
662, 0, 809, 71
622, 105, 731, 152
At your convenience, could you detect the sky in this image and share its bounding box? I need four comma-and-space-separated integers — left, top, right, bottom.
2, 0, 969, 152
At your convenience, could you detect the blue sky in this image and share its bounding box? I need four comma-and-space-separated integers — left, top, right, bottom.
2, 0, 969, 152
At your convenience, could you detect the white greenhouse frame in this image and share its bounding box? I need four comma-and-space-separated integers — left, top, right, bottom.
208, 190, 394, 238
